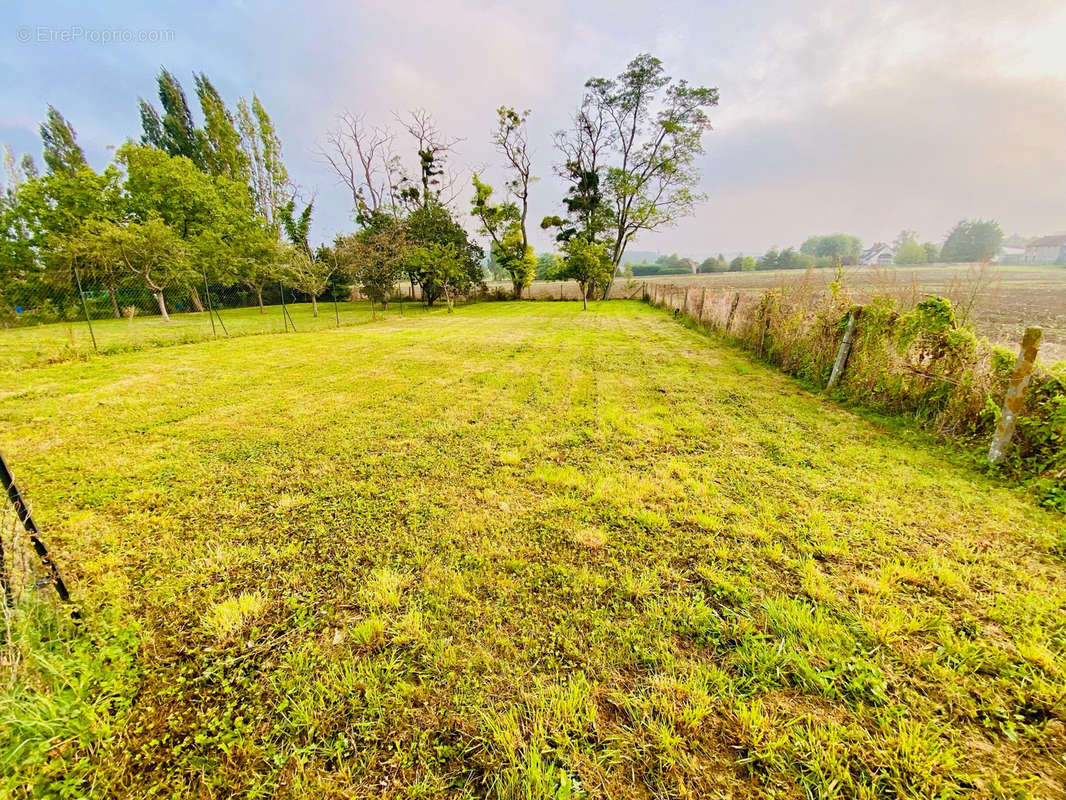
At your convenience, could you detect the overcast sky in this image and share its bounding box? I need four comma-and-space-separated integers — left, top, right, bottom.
3, 0, 1065, 257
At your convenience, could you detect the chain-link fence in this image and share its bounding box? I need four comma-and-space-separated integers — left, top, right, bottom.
1, 273, 456, 368
2, 274, 655, 368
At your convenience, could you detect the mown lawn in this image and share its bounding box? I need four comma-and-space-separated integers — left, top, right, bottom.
0, 299, 431, 370
1, 301, 1064, 798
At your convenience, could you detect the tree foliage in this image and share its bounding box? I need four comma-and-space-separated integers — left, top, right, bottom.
940, 219, 1003, 263
553, 54, 717, 293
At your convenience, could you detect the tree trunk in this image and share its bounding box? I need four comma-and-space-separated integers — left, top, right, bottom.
311, 295, 319, 317
189, 284, 205, 313
154, 291, 170, 321
256, 286, 264, 313
582, 284, 588, 311
108, 282, 121, 318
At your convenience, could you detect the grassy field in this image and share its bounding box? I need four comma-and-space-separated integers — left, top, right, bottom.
2, 302, 1065, 798
628, 264, 1066, 364
0, 299, 432, 370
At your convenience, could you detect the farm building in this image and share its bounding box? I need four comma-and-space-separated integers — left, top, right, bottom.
1024, 234, 1066, 264
859, 242, 895, 265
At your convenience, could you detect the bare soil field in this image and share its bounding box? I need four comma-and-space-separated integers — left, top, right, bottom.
631, 264, 1066, 364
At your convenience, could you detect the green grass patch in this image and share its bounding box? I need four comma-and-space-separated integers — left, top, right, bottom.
1, 300, 1064, 797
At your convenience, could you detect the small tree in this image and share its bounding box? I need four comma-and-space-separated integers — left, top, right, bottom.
895, 239, 927, 265
335, 221, 408, 312
403, 242, 476, 309
557, 237, 612, 310
98, 218, 191, 320
281, 246, 333, 316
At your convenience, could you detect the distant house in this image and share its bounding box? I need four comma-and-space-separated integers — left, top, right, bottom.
859, 243, 895, 265
680, 258, 699, 274
1024, 234, 1066, 265
996, 243, 1027, 264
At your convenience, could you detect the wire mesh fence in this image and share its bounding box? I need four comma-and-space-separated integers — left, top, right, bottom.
1, 274, 456, 368
2, 274, 654, 368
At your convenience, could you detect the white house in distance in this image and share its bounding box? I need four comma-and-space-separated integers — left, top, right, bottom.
859, 243, 895, 265
1024, 234, 1066, 264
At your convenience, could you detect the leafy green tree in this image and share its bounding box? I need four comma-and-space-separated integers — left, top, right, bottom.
280, 245, 333, 316
403, 242, 479, 308
536, 251, 562, 280
404, 201, 483, 303
472, 108, 534, 298
12, 165, 124, 314
238, 95, 291, 226
895, 239, 927, 264
39, 106, 87, 175
730, 255, 756, 272
559, 54, 717, 292
940, 219, 1003, 262
139, 69, 204, 167
557, 237, 612, 310
699, 256, 727, 273
923, 242, 940, 262
195, 73, 250, 183
800, 234, 862, 261
471, 174, 534, 297
96, 217, 191, 320
280, 200, 314, 257
335, 220, 408, 310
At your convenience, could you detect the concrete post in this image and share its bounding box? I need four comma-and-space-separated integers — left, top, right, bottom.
988, 326, 1042, 464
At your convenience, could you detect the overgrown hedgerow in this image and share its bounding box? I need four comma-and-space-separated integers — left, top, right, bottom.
653, 272, 1066, 510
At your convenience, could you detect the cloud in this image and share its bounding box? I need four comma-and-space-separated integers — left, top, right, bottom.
3, 0, 1066, 255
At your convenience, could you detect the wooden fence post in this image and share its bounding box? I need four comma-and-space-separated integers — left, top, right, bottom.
684, 287, 692, 317
725, 292, 741, 332
988, 326, 1042, 464
826, 308, 860, 391
697, 288, 707, 323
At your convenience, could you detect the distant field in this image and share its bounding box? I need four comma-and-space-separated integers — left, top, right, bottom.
632, 264, 1066, 364
3, 302, 1064, 797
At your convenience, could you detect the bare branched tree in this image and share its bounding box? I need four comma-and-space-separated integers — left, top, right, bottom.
395, 109, 464, 209
319, 112, 401, 220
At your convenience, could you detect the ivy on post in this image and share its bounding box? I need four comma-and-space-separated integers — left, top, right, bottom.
827, 307, 861, 391
988, 326, 1042, 464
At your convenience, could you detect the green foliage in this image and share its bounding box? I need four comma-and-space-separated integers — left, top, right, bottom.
800, 233, 862, 261
335, 219, 408, 306
39, 106, 87, 175
557, 236, 613, 309
730, 255, 757, 272
895, 239, 928, 264
404, 200, 484, 304
471, 174, 533, 296
0, 603, 139, 798
758, 247, 813, 270
941, 219, 1003, 263
560, 54, 718, 276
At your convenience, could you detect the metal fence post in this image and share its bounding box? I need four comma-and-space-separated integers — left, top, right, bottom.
73, 265, 97, 351
988, 326, 1042, 464
202, 268, 217, 339
0, 451, 75, 609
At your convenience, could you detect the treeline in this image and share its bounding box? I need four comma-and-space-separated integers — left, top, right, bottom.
322, 54, 718, 310
625, 220, 1005, 278
0, 71, 301, 322
2, 53, 720, 322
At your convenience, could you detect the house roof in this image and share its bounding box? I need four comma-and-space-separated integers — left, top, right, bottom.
1027, 234, 1066, 247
